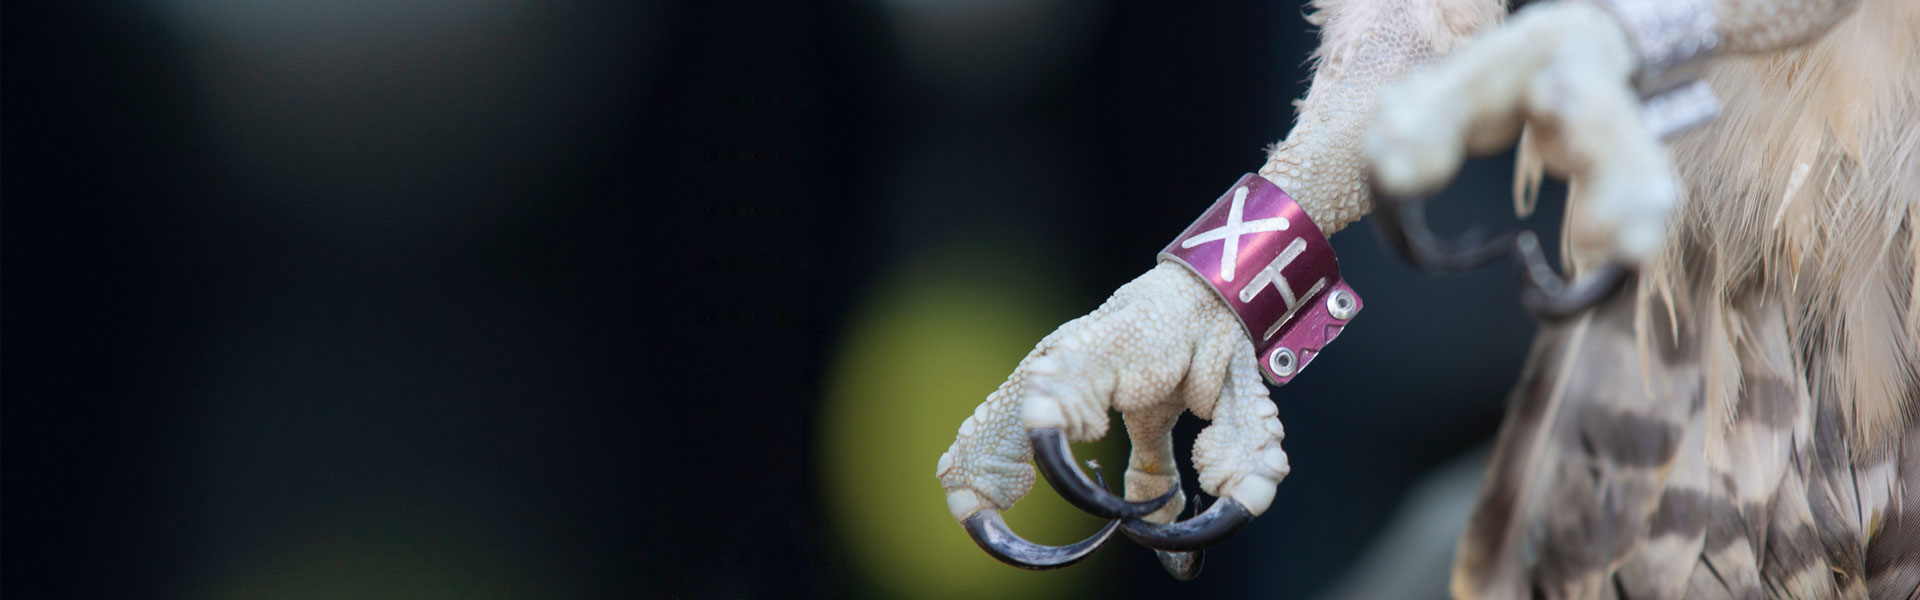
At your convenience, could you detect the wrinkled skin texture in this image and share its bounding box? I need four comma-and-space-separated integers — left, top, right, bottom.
938, 0, 1920, 595
936, 261, 1283, 525
938, 0, 1506, 533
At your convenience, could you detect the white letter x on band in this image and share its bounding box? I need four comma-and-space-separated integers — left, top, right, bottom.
1178, 185, 1290, 282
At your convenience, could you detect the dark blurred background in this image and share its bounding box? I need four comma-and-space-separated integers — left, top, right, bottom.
3, 0, 1559, 597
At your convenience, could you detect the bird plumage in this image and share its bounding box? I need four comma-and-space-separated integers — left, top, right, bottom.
937, 0, 1919, 592
1463, 0, 1920, 596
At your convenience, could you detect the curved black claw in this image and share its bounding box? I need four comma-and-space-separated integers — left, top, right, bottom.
1120, 496, 1255, 552
1148, 494, 1208, 580
1514, 231, 1634, 321
1031, 428, 1176, 519
1371, 193, 1517, 273
1371, 185, 1632, 320
962, 511, 1120, 570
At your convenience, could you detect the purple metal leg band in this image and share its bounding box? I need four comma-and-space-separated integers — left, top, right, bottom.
1160, 173, 1362, 386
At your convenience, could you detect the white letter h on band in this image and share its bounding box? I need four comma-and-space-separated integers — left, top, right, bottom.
1240, 237, 1327, 341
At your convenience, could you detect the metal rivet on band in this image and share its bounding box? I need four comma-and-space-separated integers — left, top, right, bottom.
1162, 174, 1361, 386
1268, 348, 1297, 378
1327, 290, 1356, 320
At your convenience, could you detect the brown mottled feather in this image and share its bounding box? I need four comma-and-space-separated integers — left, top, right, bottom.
1865, 421, 1920, 598
1455, 0, 1919, 597
1452, 290, 1703, 599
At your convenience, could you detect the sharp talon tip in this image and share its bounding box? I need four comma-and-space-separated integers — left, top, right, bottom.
1155, 549, 1205, 581
1031, 428, 1174, 519
1120, 497, 1255, 552
962, 511, 1118, 571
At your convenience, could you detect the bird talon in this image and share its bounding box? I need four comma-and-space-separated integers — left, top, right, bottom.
962, 510, 1120, 570
1147, 493, 1209, 580
1372, 192, 1518, 273
1119, 496, 1256, 552
1031, 428, 1177, 519
1153, 549, 1205, 581
1514, 231, 1633, 321
1372, 189, 1631, 320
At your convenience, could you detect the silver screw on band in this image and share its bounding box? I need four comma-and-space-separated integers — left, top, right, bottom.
1268, 348, 1297, 378
1326, 290, 1356, 320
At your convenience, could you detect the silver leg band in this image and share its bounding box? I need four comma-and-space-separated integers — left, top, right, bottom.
1584, 0, 1720, 94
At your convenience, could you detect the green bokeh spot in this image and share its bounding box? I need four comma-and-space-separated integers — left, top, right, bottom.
819, 249, 1124, 599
